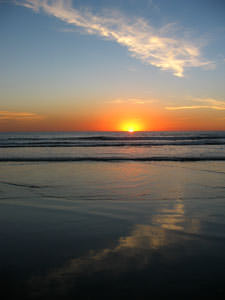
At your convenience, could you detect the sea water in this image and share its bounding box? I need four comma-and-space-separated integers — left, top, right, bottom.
0, 131, 225, 161
0, 131, 225, 299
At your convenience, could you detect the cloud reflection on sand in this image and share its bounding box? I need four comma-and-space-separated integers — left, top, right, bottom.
28, 225, 170, 298
27, 198, 202, 299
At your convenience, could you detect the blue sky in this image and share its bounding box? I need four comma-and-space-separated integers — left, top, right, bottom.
0, 0, 225, 131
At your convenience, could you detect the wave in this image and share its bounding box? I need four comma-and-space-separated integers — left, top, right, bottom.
3, 134, 225, 141
0, 180, 48, 189
1, 132, 225, 148
1, 141, 225, 147
1, 156, 225, 162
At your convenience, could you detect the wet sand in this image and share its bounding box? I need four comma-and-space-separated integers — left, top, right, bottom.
0, 161, 225, 299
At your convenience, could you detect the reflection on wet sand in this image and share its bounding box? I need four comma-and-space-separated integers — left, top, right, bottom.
152, 201, 185, 231
151, 182, 201, 234
1, 162, 225, 299
27, 203, 202, 300
1, 199, 224, 300
28, 225, 170, 298
26, 194, 210, 299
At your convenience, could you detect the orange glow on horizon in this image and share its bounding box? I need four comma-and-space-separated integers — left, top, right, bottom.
1, 105, 225, 132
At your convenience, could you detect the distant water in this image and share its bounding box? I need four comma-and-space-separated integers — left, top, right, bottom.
0, 131, 225, 161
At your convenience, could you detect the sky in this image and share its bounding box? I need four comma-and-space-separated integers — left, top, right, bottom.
0, 0, 225, 131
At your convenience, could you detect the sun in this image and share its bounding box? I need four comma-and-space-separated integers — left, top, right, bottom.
120, 120, 143, 132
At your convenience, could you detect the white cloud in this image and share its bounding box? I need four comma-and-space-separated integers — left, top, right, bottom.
19, 0, 211, 77
165, 98, 225, 111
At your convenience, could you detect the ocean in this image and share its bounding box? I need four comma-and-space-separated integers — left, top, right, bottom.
0, 131, 225, 299
0, 130, 225, 161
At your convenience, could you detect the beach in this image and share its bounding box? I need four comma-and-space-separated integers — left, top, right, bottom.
2, 0, 225, 297
1, 153, 225, 299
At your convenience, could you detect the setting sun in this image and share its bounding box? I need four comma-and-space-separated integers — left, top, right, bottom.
120, 120, 143, 132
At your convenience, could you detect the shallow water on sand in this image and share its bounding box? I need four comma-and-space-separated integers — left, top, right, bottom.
0, 161, 225, 299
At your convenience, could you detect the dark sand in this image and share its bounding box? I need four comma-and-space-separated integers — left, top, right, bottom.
0, 161, 225, 299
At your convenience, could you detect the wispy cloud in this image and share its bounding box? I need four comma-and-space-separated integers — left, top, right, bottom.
106, 98, 156, 105
165, 98, 225, 111
0, 110, 44, 120
18, 0, 211, 77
